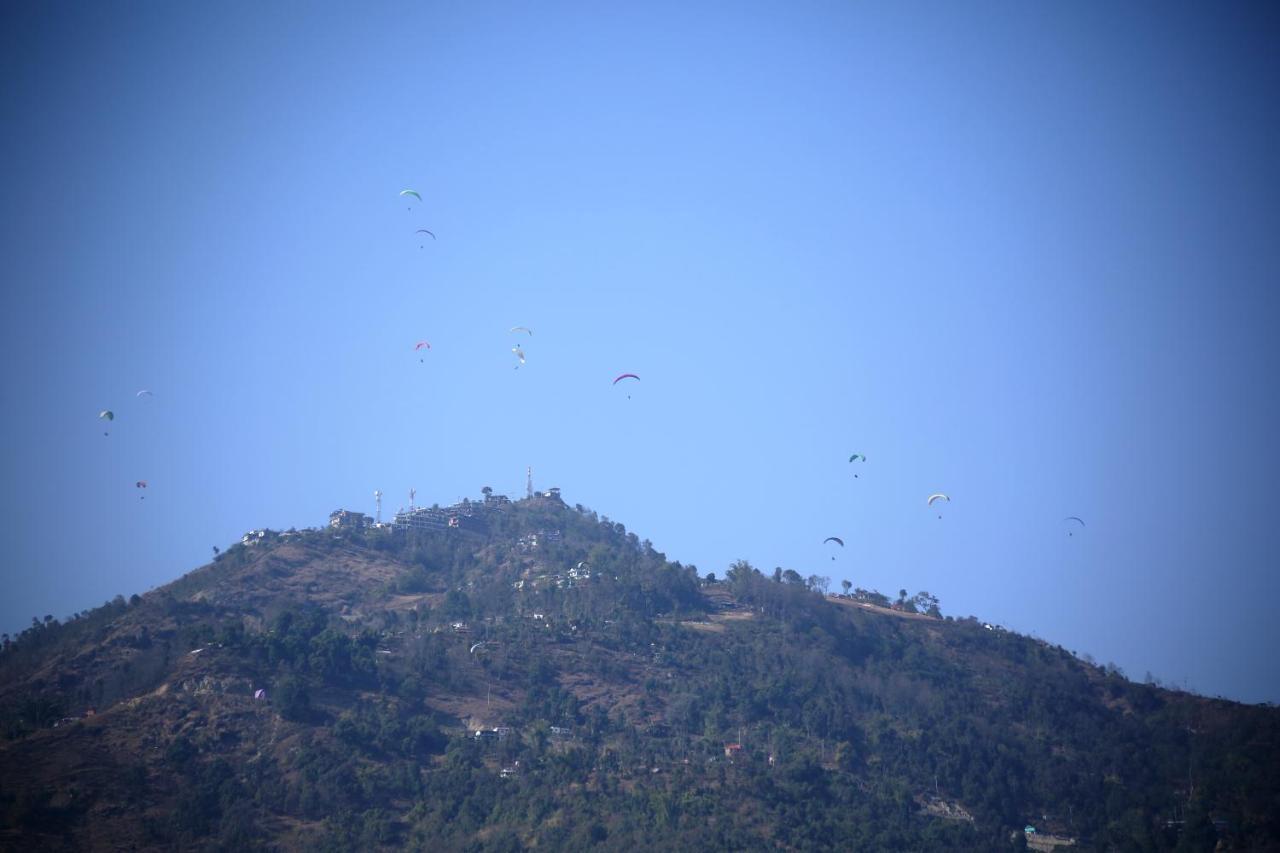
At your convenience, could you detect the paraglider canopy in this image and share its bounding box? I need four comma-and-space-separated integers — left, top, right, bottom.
99, 410, 114, 420
135, 481, 147, 488
414, 341, 431, 350
613, 373, 639, 398
509, 326, 533, 335
400, 189, 422, 201
254, 688, 266, 700
1063, 516, 1085, 536
848, 453, 866, 477
136, 390, 153, 398
927, 493, 950, 519
823, 537, 844, 546
415, 228, 436, 239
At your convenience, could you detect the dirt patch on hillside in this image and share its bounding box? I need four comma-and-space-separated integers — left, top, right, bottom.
827, 596, 938, 621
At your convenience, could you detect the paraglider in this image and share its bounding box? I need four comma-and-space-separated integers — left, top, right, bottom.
400, 189, 422, 202
823, 536, 844, 560
927, 493, 950, 519
136, 390, 153, 398
469, 642, 487, 655
509, 326, 533, 335
848, 453, 866, 477
136, 481, 147, 500
415, 341, 431, 362
99, 410, 113, 436
254, 688, 266, 700
1063, 516, 1085, 537
416, 228, 435, 248
613, 373, 639, 398
512, 346, 526, 368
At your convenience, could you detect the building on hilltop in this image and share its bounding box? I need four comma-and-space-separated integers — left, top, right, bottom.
241, 529, 275, 545
394, 506, 450, 531
392, 494, 498, 534
329, 510, 371, 530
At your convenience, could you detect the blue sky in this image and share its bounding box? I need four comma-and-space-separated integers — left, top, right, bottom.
2, 1, 1277, 702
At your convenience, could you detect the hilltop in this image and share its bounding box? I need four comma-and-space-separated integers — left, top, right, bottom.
1, 492, 1277, 851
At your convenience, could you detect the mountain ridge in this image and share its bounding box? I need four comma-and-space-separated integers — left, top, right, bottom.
2, 493, 1277, 851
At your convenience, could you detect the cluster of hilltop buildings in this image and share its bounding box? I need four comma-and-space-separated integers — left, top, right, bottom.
328, 486, 564, 534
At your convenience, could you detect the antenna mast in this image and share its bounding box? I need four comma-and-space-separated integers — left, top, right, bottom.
373, 490, 382, 524
409, 487, 416, 511
526, 466, 533, 499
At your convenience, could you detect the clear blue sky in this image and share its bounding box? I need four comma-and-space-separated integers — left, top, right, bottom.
2, 2, 1277, 702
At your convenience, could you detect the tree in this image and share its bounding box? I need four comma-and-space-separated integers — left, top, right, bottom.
274, 676, 311, 722
841, 580, 852, 596
912, 591, 941, 617
444, 590, 472, 621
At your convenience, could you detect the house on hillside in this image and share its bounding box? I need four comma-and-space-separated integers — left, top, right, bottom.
519, 529, 563, 552
724, 743, 743, 759
328, 510, 370, 530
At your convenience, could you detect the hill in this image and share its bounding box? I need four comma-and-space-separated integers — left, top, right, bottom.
1, 493, 1277, 851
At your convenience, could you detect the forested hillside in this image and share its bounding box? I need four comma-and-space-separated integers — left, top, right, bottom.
2, 495, 1276, 851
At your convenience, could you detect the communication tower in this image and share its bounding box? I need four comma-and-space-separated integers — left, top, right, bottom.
526, 466, 533, 499
409, 487, 416, 511
374, 489, 383, 524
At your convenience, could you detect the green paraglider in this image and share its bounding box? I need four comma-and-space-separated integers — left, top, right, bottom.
848, 453, 866, 477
